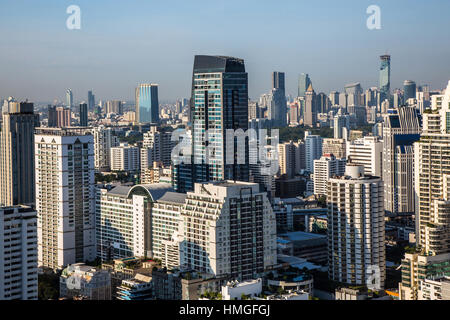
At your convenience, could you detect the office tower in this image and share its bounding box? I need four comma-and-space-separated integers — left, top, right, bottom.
329, 91, 339, 106
304, 84, 317, 127
48, 106, 71, 128
88, 90, 95, 111
190, 55, 249, 183
345, 82, 363, 106
383, 106, 420, 216
317, 92, 330, 114
79, 102, 88, 126
339, 92, 348, 109
66, 89, 73, 108
313, 154, 346, 196
327, 164, 385, 288
379, 55, 391, 103
269, 71, 287, 127
175, 100, 182, 114
35, 127, 96, 269
298, 73, 312, 98
416, 90, 431, 114
106, 100, 123, 115
365, 88, 378, 107
0, 101, 39, 207
110, 144, 140, 172
305, 131, 323, 173
142, 126, 176, 168
346, 136, 383, 177
0, 206, 38, 300
278, 141, 305, 178
135, 83, 159, 124
403, 80, 416, 102
96, 183, 173, 261
60, 263, 111, 300
322, 138, 346, 159
333, 114, 350, 139
248, 101, 260, 120
178, 181, 277, 280
92, 125, 119, 172
414, 80, 450, 255
272, 71, 285, 90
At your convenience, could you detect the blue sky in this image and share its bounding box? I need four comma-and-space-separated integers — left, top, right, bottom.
0, 0, 449, 103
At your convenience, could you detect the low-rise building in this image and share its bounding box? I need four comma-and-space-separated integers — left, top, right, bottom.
60, 263, 112, 300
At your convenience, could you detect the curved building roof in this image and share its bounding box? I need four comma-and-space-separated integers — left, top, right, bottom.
107, 183, 174, 202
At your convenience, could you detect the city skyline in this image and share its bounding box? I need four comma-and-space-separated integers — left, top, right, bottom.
1, 0, 449, 102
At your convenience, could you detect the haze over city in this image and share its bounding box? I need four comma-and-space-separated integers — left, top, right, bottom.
1, 0, 449, 102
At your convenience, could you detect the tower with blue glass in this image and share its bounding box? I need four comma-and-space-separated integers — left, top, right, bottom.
135, 83, 159, 124
173, 55, 250, 192
379, 55, 391, 104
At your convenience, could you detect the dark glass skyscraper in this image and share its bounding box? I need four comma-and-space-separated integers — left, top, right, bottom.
298, 73, 312, 98
79, 103, 88, 126
88, 90, 95, 111
135, 84, 159, 124
173, 55, 250, 192
379, 55, 391, 103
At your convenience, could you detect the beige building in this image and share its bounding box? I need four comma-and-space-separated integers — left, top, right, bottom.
0, 100, 39, 206
322, 138, 346, 159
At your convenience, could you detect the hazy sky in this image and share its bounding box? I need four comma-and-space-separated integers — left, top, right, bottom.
0, 0, 449, 103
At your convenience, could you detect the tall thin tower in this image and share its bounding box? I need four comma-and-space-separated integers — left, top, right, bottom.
0, 100, 39, 206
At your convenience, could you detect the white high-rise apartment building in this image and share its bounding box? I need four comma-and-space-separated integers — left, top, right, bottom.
346, 136, 382, 177
278, 140, 305, 178
305, 131, 323, 173
95, 183, 173, 261
327, 164, 385, 288
313, 154, 346, 196
414, 80, 450, 255
92, 125, 119, 172
35, 128, 96, 269
0, 206, 38, 300
111, 143, 140, 172
178, 181, 277, 280
142, 126, 176, 169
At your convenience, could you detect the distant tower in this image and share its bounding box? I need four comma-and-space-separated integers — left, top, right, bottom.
304, 84, 317, 127
88, 90, 95, 111
66, 89, 73, 108
0, 101, 40, 206
270, 71, 287, 126
135, 84, 159, 124
79, 102, 88, 126
403, 80, 416, 101
379, 55, 391, 103
298, 73, 311, 98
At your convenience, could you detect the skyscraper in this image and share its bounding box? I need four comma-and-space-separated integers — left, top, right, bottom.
79, 102, 88, 126
383, 106, 420, 216
88, 90, 95, 111
0, 101, 40, 206
135, 84, 159, 124
305, 131, 323, 173
403, 80, 417, 102
298, 73, 312, 98
190, 55, 249, 185
269, 71, 287, 126
313, 154, 346, 196
92, 125, 119, 172
327, 164, 385, 288
35, 127, 96, 269
414, 80, 450, 255
304, 84, 317, 127
379, 55, 391, 103
0, 205, 38, 300
177, 181, 276, 280
66, 89, 73, 108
